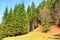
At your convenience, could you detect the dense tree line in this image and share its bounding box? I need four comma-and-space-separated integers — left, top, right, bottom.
37, 0, 60, 32
0, 0, 60, 40
1, 2, 39, 37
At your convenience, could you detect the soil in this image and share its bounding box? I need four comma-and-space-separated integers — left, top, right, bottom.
37, 24, 60, 36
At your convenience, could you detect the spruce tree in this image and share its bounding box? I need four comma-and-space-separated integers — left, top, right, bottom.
27, 5, 32, 32
3, 7, 8, 27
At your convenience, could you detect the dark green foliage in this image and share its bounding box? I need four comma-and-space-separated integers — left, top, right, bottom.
42, 15, 50, 32
3, 7, 8, 27
0, 3, 28, 40
0, 0, 59, 40
40, 0, 47, 9
47, 0, 56, 10
27, 2, 39, 32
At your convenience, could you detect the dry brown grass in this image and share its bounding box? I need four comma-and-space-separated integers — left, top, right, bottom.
38, 25, 60, 36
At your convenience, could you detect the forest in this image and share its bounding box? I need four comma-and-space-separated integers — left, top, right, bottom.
0, 0, 60, 40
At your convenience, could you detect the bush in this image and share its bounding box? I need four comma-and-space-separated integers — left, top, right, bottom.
0, 30, 7, 40
42, 15, 50, 32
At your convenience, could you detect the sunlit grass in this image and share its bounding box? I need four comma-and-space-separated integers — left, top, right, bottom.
2, 27, 56, 40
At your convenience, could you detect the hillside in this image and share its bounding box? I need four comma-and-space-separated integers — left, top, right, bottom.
2, 24, 60, 40
1, 0, 60, 40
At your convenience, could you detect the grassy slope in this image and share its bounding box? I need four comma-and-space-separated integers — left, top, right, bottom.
2, 25, 56, 40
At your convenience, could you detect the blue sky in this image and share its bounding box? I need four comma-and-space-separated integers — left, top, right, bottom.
0, 0, 43, 23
